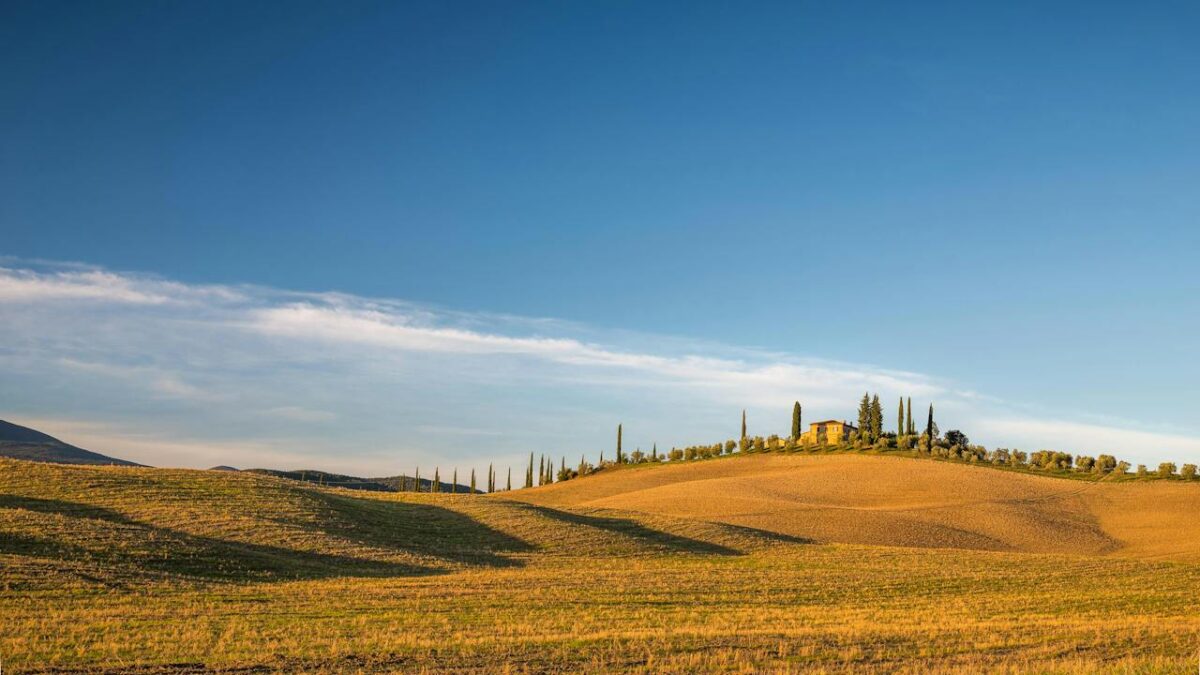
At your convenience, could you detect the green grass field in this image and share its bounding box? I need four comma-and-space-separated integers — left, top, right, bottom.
2, 457, 1199, 673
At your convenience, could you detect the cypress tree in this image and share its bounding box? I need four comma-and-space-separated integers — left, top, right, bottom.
560, 456, 565, 480
791, 402, 802, 440
579, 454, 586, 476
651, 443, 657, 461
538, 455, 545, 486
415, 468, 420, 493
617, 424, 623, 463
525, 452, 533, 488
506, 467, 511, 491
898, 398, 905, 437
487, 463, 494, 492
857, 393, 871, 437
470, 468, 476, 494
906, 397, 914, 435
926, 404, 935, 447
452, 468, 458, 494
432, 468, 440, 493
741, 409, 747, 440
869, 394, 882, 441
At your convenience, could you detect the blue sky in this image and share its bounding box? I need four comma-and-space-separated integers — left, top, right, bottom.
2, 2, 1199, 471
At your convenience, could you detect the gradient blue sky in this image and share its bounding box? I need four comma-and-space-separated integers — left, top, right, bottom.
2, 2, 1199, 471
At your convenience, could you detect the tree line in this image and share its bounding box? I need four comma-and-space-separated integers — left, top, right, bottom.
393, 395, 1198, 493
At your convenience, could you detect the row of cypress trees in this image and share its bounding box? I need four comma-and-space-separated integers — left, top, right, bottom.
397, 398, 942, 495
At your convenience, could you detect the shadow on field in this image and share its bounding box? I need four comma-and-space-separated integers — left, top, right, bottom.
520, 504, 744, 555
0, 494, 129, 523
0, 494, 451, 581
298, 491, 535, 568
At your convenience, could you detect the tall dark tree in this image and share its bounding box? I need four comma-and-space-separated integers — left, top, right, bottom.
616, 424, 623, 464
897, 398, 905, 437
525, 452, 534, 488
415, 468, 420, 493
869, 394, 883, 441
506, 467, 511, 491
432, 468, 440, 493
857, 393, 871, 437
741, 410, 747, 440
792, 402, 802, 440
452, 468, 458, 494
470, 468, 476, 494
487, 463, 494, 492
925, 404, 935, 446
538, 455, 545, 486
906, 397, 914, 435
651, 443, 658, 461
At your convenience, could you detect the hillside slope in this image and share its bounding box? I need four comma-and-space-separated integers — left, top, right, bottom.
509, 453, 1200, 561
0, 419, 139, 466
0, 458, 792, 590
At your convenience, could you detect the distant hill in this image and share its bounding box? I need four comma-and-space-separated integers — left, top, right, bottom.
0, 419, 141, 466
208, 465, 240, 471
246, 468, 481, 494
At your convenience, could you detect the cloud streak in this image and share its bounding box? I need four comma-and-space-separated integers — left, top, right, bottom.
0, 261, 1196, 471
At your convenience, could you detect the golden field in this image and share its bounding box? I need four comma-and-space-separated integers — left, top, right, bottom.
2, 455, 1199, 673
511, 452, 1200, 561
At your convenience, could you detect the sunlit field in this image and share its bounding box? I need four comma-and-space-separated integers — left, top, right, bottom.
3, 457, 1199, 673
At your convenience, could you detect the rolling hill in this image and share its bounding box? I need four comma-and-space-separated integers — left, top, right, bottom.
0, 458, 788, 589
509, 452, 1200, 561
0, 419, 139, 466
2, 454, 1199, 672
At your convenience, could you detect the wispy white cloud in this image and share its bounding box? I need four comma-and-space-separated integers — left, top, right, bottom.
0, 265, 245, 305
7, 415, 376, 473
56, 358, 220, 401
973, 416, 1200, 463
0, 260, 1196, 471
261, 406, 338, 423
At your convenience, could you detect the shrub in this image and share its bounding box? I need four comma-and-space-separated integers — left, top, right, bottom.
1181, 464, 1197, 480
1030, 451, 1073, 471
1094, 455, 1117, 473
668, 448, 683, 462
944, 430, 969, 447
1136, 464, 1148, 477
724, 440, 737, 454
1115, 461, 1130, 475
1075, 456, 1095, 473
1157, 463, 1177, 478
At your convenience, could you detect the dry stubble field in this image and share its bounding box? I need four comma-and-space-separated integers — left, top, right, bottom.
2, 455, 1199, 673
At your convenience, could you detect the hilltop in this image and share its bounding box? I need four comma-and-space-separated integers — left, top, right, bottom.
0, 419, 139, 466
510, 452, 1200, 561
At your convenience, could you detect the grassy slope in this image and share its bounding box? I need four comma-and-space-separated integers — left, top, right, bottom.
511, 452, 1200, 561
0, 459, 789, 590
2, 456, 1200, 673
